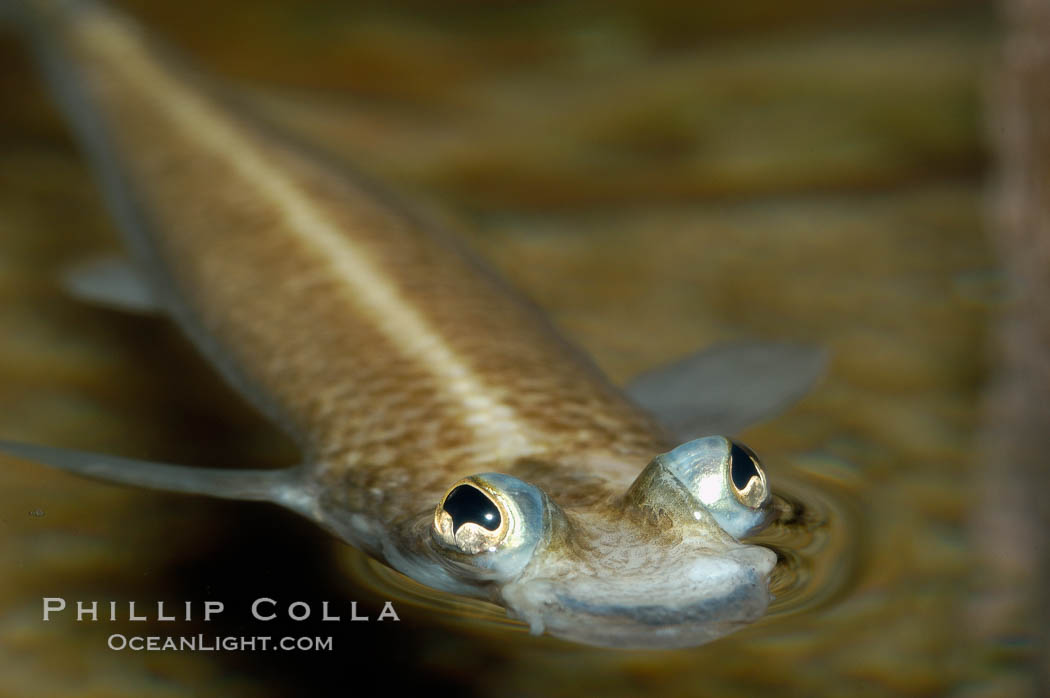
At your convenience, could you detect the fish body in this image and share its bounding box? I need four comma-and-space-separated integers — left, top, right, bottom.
2, 0, 823, 647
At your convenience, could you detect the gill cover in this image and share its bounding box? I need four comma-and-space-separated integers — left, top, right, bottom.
431, 473, 548, 582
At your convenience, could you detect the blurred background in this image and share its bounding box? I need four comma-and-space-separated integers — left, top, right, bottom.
2, 0, 1045, 695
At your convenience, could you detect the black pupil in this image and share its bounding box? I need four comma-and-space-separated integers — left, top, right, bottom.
442, 485, 501, 533
729, 441, 760, 491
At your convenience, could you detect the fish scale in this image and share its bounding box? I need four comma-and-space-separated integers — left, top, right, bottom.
0, 0, 825, 648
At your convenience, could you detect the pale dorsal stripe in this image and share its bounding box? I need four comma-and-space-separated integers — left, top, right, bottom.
79, 14, 536, 460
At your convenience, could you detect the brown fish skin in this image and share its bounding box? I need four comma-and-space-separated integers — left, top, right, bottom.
27, 2, 670, 528
11, 1, 781, 648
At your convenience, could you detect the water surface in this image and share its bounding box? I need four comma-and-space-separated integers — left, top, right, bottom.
0, 1, 999, 695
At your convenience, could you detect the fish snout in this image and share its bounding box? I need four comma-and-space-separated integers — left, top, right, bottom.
500, 540, 777, 648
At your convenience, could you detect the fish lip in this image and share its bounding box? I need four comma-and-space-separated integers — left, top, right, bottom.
554, 580, 767, 627
500, 543, 777, 648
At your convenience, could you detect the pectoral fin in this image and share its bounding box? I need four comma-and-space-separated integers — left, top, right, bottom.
625, 341, 827, 439
62, 255, 161, 314
0, 440, 317, 517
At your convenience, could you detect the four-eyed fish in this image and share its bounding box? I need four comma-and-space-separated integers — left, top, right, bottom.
1, 0, 824, 647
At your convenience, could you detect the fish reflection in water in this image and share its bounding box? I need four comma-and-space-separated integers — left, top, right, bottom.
1, 0, 830, 649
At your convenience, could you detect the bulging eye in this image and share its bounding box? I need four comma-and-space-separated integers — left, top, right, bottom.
727, 441, 765, 506
431, 473, 548, 581
660, 436, 772, 538
434, 481, 506, 554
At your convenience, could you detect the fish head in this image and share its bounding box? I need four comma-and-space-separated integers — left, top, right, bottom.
424, 436, 778, 648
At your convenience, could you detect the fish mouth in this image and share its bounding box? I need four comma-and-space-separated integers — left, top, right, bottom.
499, 543, 777, 649
418, 441, 782, 648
